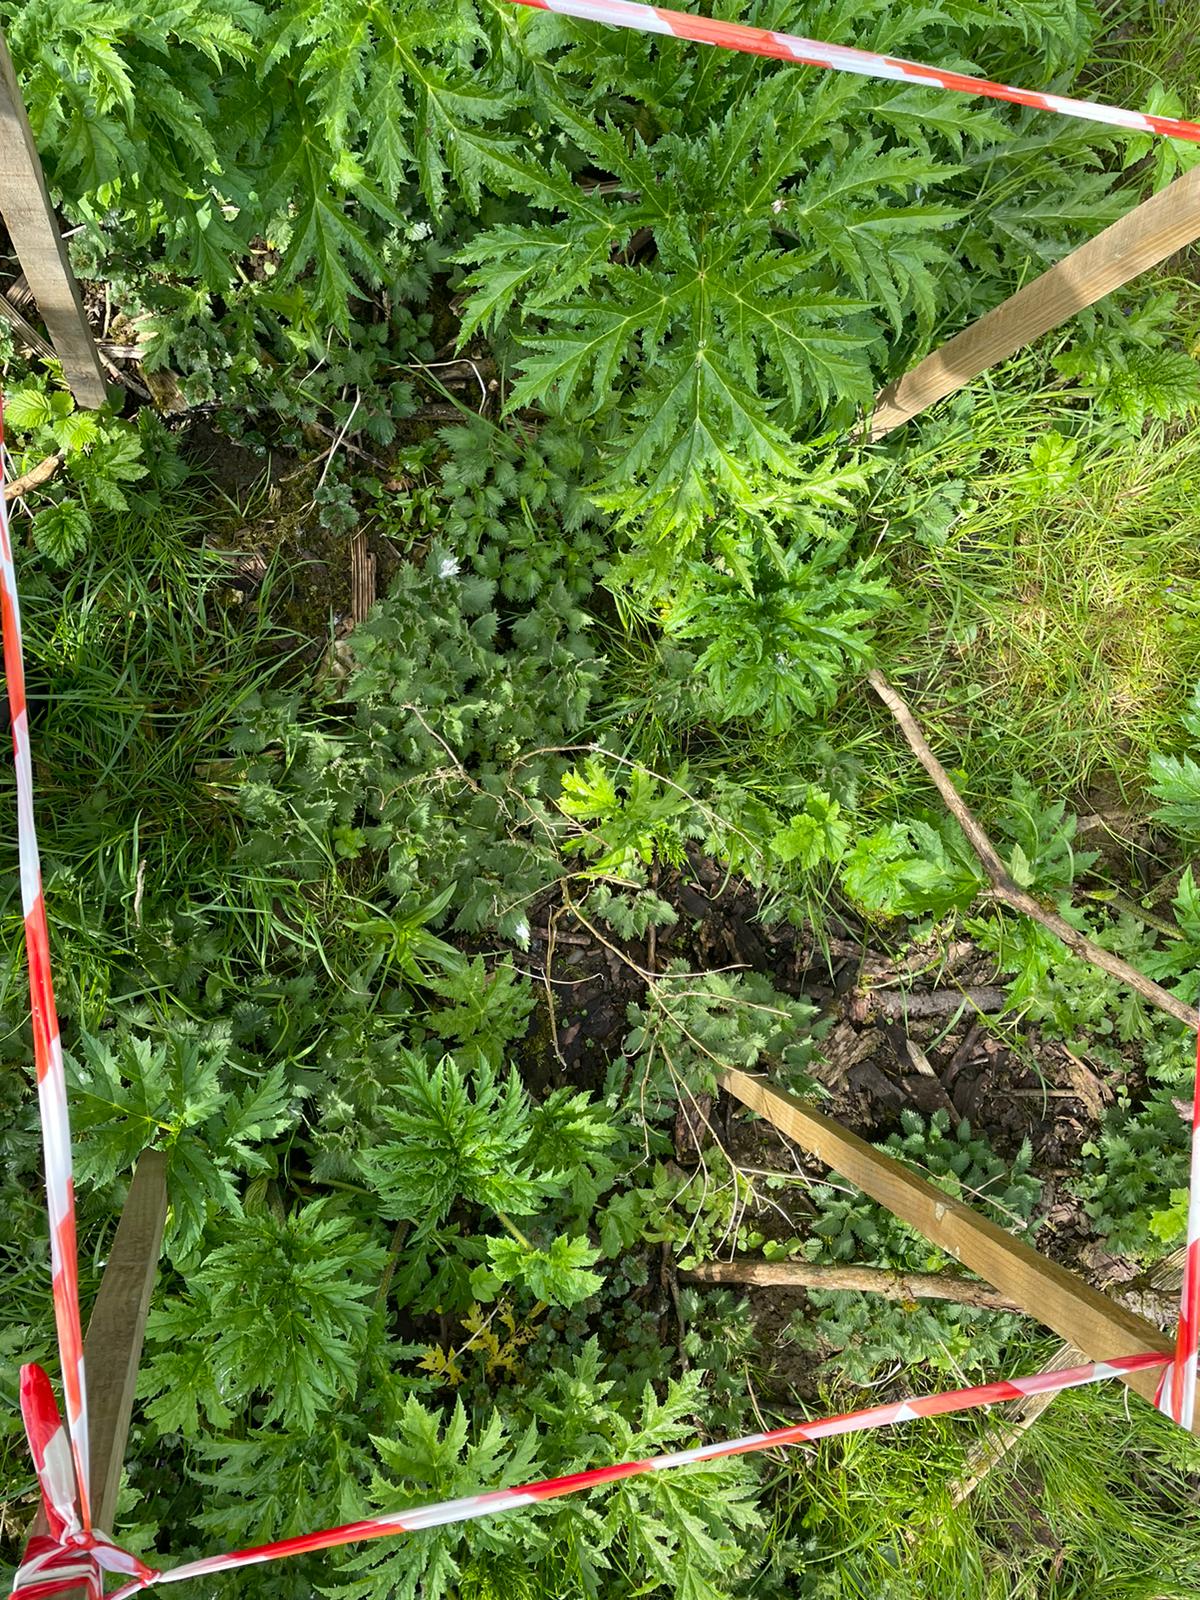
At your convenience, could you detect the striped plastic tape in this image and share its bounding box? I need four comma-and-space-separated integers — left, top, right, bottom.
93, 1353, 1168, 1599
506, 0, 1200, 145
0, 407, 91, 1532
1156, 1032, 1200, 1426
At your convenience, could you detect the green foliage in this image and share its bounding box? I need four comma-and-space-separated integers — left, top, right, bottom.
793, 1113, 1041, 1382
339, 551, 597, 933
364, 1049, 617, 1310
837, 772, 1096, 927
859, 385, 1200, 803
143, 1200, 385, 1432
1077, 1027, 1195, 1258
0, 467, 293, 1027
328, 1398, 542, 1600
366, 1054, 562, 1232
5, 0, 1154, 534
608, 1148, 781, 1272
992, 775, 1098, 896
785, 1375, 1200, 1600
3, 374, 167, 563
6, 0, 415, 332
1148, 683, 1200, 837
332, 1346, 762, 1600
522, 1088, 624, 1218
460, 0, 1122, 528
382, 416, 604, 599
460, 98, 883, 529
770, 788, 851, 871
7, 1, 1200, 1594
841, 816, 984, 920
347, 887, 466, 987
1141, 869, 1200, 1007
661, 533, 890, 733
1054, 294, 1200, 427
190, 1422, 365, 1547
230, 541, 600, 948
473, 1233, 603, 1310
8, 0, 258, 222
68, 1024, 294, 1263
622, 963, 824, 1118
561, 757, 696, 874
420, 958, 539, 1066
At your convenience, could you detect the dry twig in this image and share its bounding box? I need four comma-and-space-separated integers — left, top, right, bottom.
5, 451, 63, 502
348, 530, 376, 627
0, 293, 56, 363
867, 670, 1194, 1029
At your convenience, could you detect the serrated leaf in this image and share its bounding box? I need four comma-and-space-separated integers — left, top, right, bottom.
31, 499, 91, 564
4, 385, 62, 432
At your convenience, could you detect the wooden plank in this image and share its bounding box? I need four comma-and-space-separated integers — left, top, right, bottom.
0, 28, 106, 408
85, 1149, 168, 1527
867, 163, 1200, 440
30, 1149, 167, 1558
720, 1069, 1189, 1420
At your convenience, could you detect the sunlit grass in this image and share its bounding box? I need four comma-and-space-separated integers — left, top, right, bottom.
760, 1354, 1200, 1599
865, 404, 1200, 807
0, 481, 326, 1017
1089, 0, 1200, 122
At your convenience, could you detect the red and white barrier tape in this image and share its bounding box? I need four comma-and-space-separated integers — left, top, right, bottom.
1, 441, 1194, 1600
1156, 1033, 1200, 1426
507, 0, 1200, 145
0, 407, 91, 1534
8, 1346, 1177, 1596
91, 1354, 1167, 1599
3, 0, 1200, 1539
13, 1370, 151, 1600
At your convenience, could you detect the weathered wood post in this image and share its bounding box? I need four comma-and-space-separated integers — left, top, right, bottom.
30, 1150, 168, 1572
0, 28, 106, 408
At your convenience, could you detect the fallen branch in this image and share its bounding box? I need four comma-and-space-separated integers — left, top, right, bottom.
845, 986, 1005, 1022
680, 1259, 1023, 1312
867, 670, 1195, 1030
5, 451, 63, 502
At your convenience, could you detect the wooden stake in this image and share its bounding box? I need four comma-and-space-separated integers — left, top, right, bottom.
0, 28, 106, 408
85, 1150, 168, 1528
720, 1069, 1183, 1415
30, 1150, 167, 1561
867, 163, 1200, 440
867, 669, 1196, 1030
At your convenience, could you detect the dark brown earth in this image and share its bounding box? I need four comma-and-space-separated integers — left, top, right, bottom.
509, 844, 1148, 1401
521, 849, 1115, 1168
